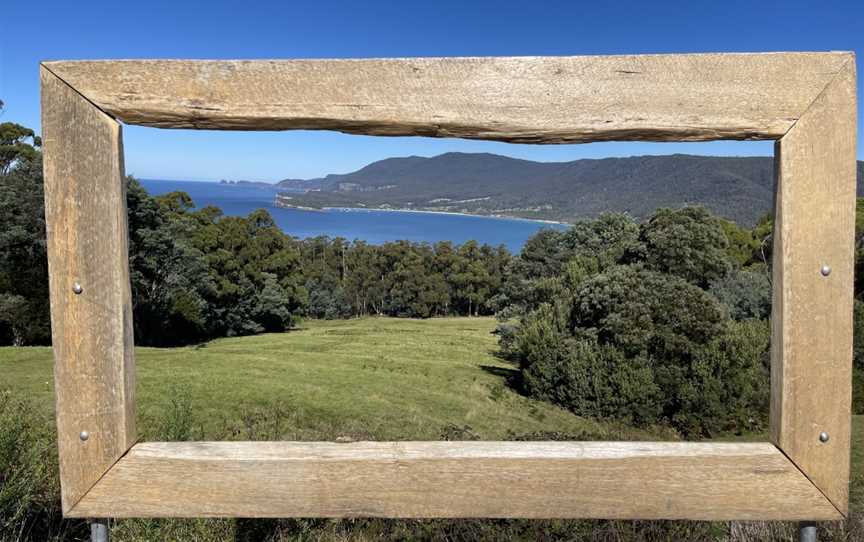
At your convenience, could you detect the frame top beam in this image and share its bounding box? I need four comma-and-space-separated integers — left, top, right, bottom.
42, 52, 852, 143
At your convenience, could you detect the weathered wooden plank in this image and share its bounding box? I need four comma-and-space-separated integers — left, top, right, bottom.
40, 66, 136, 513
42, 53, 851, 142
71, 441, 839, 519
770, 58, 857, 515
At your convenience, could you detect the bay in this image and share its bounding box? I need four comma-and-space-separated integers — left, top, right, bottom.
140, 179, 567, 251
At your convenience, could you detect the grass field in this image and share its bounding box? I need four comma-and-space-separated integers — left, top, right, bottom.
0, 317, 654, 443
1, 316, 861, 541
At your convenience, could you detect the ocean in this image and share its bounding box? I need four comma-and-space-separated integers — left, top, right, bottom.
139, 179, 568, 252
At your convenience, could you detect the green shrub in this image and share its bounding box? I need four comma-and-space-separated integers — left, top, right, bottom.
570, 265, 727, 359
304, 277, 352, 319
514, 301, 663, 427
634, 206, 732, 287
156, 387, 201, 441
513, 303, 568, 395
561, 212, 640, 270
675, 319, 770, 435
854, 301, 864, 373
509, 265, 768, 436
519, 334, 663, 427
853, 367, 864, 416
0, 391, 84, 541
709, 267, 772, 321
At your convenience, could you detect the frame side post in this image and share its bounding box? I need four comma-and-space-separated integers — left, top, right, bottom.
771, 58, 857, 513
40, 66, 136, 513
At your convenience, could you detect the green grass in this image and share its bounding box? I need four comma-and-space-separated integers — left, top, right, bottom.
1, 316, 861, 541
0, 317, 650, 442
852, 415, 864, 512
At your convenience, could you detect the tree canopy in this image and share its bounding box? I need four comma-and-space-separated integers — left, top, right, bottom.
498, 207, 773, 436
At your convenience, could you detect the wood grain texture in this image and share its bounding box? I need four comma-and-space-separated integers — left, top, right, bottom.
42, 53, 851, 143
770, 57, 857, 515
70, 441, 839, 520
40, 66, 136, 513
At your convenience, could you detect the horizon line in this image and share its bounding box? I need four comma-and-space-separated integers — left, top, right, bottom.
133, 150, 782, 185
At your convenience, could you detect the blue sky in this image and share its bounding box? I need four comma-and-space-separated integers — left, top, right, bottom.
1, 1, 861, 181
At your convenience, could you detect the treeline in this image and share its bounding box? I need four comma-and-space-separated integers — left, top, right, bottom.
0, 125, 510, 346
299, 236, 509, 319
130, 184, 510, 342
124, 181, 511, 345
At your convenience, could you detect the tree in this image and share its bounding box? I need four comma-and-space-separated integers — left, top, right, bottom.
680, 319, 770, 435
507, 263, 766, 436
511, 296, 665, 427
254, 273, 296, 331
518, 229, 571, 279
634, 206, 732, 287
344, 240, 385, 316
0, 122, 41, 175
0, 136, 48, 345
718, 218, 760, 267
185, 208, 306, 337
570, 264, 727, 359
500, 204, 780, 436
305, 276, 350, 319
562, 212, 639, 270
294, 237, 508, 319
709, 268, 771, 321
451, 241, 493, 316
126, 178, 215, 346
384, 243, 446, 317
750, 213, 774, 270
431, 241, 460, 314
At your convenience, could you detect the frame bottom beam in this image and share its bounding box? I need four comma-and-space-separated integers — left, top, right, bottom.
69, 441, 840, 520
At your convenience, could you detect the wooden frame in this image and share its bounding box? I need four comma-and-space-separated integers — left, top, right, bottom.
40, 52, 856, 520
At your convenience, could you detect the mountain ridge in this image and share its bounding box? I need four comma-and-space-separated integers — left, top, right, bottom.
275, 153, 864, 225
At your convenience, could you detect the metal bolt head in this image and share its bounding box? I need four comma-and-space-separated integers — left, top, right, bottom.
820, 265, 832, 277
819, 431, 829, 443
72, 282, 83, 295
79, 430, 89, 442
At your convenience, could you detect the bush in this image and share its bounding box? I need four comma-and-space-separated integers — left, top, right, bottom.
493, 322, 519, 360
513, 301, 663, 427
570, 265, 727, 359
854, 370, 864, 416
854, 301, 864, 373
676, 319, 770, 435
304, 278, 351, 319
512, 302, 571, 393
0, 391, 83, 540
709, 266, 771, 321
507, 265, 768, 436
634, 206, 732, 287
561, 212, 640, 270
518, 332, 663, 426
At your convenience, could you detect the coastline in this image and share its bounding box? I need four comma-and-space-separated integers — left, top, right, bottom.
273, 202, 569, 226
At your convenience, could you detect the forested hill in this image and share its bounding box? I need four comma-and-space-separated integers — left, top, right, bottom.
277, 153, 864, 226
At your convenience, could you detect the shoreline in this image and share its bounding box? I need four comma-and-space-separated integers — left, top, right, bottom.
273, 202, 569, 226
